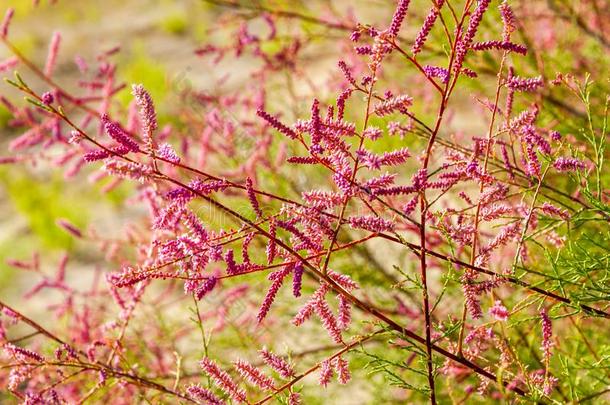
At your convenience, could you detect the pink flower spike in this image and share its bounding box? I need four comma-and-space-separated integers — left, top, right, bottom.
266, 219, 277, 264
0, 56, 18, 73
411, 1, 443, 55
83, 149, 112, 162
462, 279, 483, 319
314, 298, 343, 344
186, 384, 225, 405
292, 262, 304, 297
194, 277, 217, 300
471, 40, 527, 55
291, 299, 315, 327
374, 95, 413, 116
489, 300, 509, 321
357, 148, 410, 169
553, 157, 586, 172
156, 143, 180, 163
4, 343, 45, 362
336, 88, 353, 120
337, 60, 357, 87
200, 357, 247, 403
132, 84, 158, 153
234, 359, 275, 390
257, 267, 291, 323
44, 31, 62, 77
363, 126, 382, 140
102, 114, 140, 152
257, 109, 297, 139
332, 356, 351, 384
288, 392, 301, 405
224, 249, 238, 275
348, 215, 394, 233
318, 359, 333, 386
74, 55, 88, 73
388, 0, 411, 37
259, 348, 295, 379
423, 65, 449, 83
540, 202, 569, 221
1, 8, 14, 39
402, 195, 418, 215
246, 177, 262, 219
337, 295, 351, 330
56, 218, 83, 238
104, 160, 152, 183
506, 75, 543, 92
363, 173, 396, 192
540, 308, 553, 363
453, 0, 491, 73
327, 270, 359, 290
412, 168, 428, 191
550, 130, 561, 141
499, 1, 517, 41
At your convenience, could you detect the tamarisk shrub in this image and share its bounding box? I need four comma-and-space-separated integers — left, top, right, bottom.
1, 1, 609, 403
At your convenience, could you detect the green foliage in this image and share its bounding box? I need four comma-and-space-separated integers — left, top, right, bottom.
0, 170, 86, 249
160, 12, 188, 35
359, 332, 431, 402
117, 44, 168, 109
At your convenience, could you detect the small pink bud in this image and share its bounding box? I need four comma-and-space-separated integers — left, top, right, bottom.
41, 92, 54, 105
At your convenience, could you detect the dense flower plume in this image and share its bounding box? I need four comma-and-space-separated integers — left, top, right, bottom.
0, 0, 609, 404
